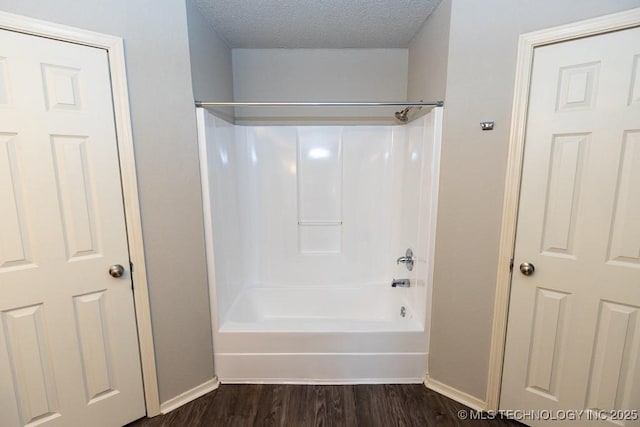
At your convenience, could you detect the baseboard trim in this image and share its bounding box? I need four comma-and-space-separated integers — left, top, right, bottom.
424, 375, 486, 412
159, 377, 220, 414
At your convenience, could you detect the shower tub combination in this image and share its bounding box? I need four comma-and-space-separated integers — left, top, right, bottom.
197, 105, 442, 383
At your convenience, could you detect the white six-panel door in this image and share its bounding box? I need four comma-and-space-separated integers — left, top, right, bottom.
0, 29, 145, 426
501, 26, 640, 426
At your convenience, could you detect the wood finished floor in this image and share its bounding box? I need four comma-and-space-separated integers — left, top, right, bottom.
128, 384, 524, 427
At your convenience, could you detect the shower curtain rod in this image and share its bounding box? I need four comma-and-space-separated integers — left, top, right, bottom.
195, 101, 444, 108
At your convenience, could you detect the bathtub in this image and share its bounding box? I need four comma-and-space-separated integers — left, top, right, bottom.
222, 286, 422, 331
197, 107, 443, 385
213, 286, 429, 383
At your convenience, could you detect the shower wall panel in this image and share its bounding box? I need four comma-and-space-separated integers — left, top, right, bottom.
390, 109, 442, 329
199, 108, 442, 331
197, 112, 247, 322
297, 127, 343, 254
242, 125, 400, 287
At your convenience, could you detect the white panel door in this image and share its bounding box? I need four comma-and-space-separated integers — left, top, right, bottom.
0, 29, 145, 426
501, 26, 640, 426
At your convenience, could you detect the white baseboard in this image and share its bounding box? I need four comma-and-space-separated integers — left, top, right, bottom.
424, 375, 487, 412
159, 377, 220, 414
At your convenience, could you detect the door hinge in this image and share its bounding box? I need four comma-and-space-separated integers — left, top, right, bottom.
130, 261, 134, 273
509, 258, 514, 272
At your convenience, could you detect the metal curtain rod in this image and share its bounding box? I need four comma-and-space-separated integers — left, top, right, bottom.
195, 101, 444, 108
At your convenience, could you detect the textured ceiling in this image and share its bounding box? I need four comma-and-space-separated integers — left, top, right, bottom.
192, 0, 442, 48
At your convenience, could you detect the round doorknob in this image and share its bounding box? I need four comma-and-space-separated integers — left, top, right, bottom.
109, 264, 125, 278
519, 262, 535, 276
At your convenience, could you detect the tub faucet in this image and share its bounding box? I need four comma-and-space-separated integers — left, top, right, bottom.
391, 278, 410, 288
396, 248, 414, 271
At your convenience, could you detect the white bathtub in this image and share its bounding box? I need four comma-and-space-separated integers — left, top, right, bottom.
213, 286, 429, 383
197, 108, 443, 384
222, 286, 422, 331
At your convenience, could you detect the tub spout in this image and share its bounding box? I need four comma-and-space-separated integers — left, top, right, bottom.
391, 278, 410, 288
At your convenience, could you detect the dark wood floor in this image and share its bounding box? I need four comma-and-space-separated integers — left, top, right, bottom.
128, 384, 523, 427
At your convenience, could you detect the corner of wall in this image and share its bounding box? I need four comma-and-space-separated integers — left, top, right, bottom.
184, 0, 234, 106
406, 0, 452, 103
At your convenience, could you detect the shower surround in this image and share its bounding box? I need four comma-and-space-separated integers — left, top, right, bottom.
197, 107, 442, 383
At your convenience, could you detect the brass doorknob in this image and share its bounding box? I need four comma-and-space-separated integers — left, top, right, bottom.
109, 264, 125, 278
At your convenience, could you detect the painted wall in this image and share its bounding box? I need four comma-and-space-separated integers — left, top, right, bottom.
232, 49, 408, 123
407, 0, 451, 103
185, 0, 234, 120
414, 0, 640, 402
0, 0, 214, 404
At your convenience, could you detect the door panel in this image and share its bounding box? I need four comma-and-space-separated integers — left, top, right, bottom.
585, 301, 640, 412
525, 288, 569, 400
608, 130, 640, 266
0, 132, 33, 270
501, 26, 640, 426
540, 133, 587, 258
0, 29, 144, 427
73, 291, 116, 403
2, 304, 60, 426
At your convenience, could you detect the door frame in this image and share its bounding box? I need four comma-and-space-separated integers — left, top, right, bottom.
0, 11, 160, 416
486, 7, 640, 411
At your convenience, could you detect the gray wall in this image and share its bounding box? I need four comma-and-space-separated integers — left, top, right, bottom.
416, 0, 640, 401
233, 48, 408, 101
407, 0, 451, 103
185, 0, 234, 120
232, 48, 408, 122
0, 0, 215, 404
